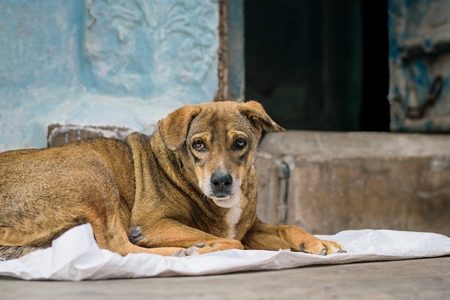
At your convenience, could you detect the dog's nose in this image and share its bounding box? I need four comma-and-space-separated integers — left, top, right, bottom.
210, 171, 233, 196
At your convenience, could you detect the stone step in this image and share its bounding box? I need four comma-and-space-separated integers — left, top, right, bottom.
255, 131, 450, 236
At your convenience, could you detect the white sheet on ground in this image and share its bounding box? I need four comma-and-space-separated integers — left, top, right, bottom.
1, 224, 449, 281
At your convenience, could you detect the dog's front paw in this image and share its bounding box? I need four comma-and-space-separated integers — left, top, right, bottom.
185, 243, 207, 256
173, 250, 187, 257
172, 243, 206, 257
291, 239, 346, 255
172, 239, 244, 257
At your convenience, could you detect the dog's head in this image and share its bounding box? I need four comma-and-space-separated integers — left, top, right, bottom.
157, 101, 284, 208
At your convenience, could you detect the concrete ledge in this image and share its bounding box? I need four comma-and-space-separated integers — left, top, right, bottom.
255, 131, 450, 236
47, 124, 133, 147
259, 131, 450, 158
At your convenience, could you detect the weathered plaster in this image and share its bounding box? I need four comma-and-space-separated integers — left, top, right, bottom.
388, 0, 450, 131
0, 0, 220, 151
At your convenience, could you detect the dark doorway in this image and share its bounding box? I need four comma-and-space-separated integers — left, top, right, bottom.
245, 0, 389, 131
359, 0, 390, 131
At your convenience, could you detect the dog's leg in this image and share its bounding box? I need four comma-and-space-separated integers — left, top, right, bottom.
84, 201, 188, 257
128, 220, 244, 256
0, 208, 186, 259
0, 190, 186, 259
242, 219, 346, 255
0, 245, 44, 260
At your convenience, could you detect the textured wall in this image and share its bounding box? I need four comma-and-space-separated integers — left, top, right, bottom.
256, 131, 450, 236
388, 0, 450, 131
0, 0, 220, 151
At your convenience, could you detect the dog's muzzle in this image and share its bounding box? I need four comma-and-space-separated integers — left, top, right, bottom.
199, 171, 241, 208
210, 171, 233, 198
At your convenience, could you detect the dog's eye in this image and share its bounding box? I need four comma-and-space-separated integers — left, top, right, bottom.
192, 140, 207, 152
233, 138, 247, 150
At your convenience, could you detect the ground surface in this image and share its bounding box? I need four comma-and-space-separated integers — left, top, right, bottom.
1, 256, 449, 299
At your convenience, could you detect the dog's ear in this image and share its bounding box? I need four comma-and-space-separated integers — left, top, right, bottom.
238, 101, 285, 133
157, 105, 202, 151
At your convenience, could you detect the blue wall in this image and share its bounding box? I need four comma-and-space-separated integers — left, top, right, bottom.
0, 0, 220, 150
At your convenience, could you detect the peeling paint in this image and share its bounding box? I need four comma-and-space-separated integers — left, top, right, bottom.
389, 0, 450, 131
0, 0, 220, 151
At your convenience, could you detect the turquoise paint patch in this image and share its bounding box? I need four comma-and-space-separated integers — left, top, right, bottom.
0, 0, 221, 151
83, 0, 219, 99
424, 38, 433, 49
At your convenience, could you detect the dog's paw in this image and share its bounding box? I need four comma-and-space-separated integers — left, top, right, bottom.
173, 250, 187, 257
172, 243, 206, 257
128, 226, 145, 244
291, 239, 346, 255
320, 239, 346, 255
185, 243, 207, 256
172, 239, 244, 257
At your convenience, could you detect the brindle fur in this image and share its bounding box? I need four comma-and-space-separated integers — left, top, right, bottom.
0, 101, 345, 259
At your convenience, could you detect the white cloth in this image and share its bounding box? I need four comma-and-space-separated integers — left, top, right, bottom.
1, 224, 449, 281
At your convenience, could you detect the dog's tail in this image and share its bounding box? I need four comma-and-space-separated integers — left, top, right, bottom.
0, 245, 45, 260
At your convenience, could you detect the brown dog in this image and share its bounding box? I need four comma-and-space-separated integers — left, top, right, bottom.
0, 101, 345, 259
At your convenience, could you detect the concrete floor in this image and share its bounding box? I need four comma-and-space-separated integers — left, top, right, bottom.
1, 256, 449, 300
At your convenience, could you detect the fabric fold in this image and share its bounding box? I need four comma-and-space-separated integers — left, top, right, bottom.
1, 224, 449, 281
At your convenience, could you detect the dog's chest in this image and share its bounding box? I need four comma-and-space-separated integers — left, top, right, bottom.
225, 205, 242, 239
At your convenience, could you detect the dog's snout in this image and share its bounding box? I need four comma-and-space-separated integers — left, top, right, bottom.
211, 172, 233, 187
210, 172, 233, 197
